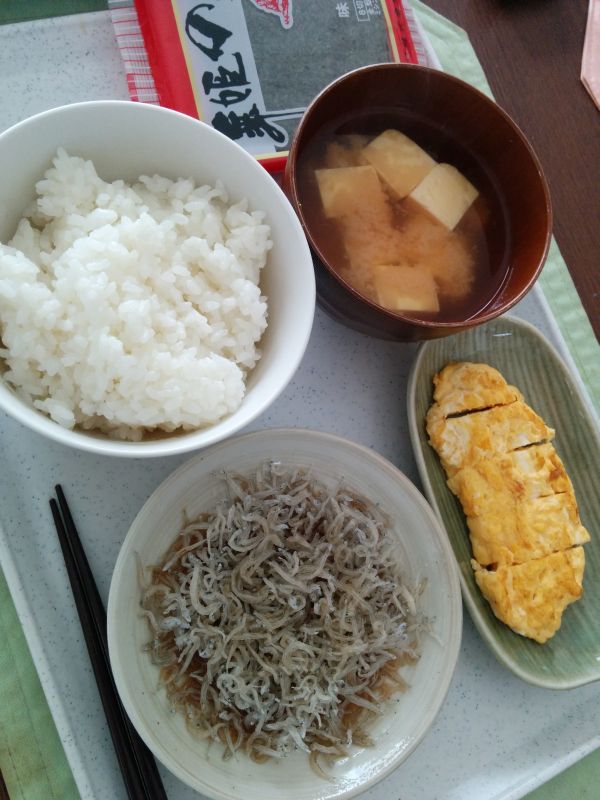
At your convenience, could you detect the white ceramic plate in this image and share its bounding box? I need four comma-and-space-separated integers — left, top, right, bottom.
107, 428, 462, 800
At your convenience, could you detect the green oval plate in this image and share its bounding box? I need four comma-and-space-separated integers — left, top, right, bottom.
407, 315, 600, 689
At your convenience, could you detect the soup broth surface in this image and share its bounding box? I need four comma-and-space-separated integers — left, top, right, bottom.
297, 109, 510, 322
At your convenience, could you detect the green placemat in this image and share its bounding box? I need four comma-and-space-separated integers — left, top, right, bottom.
0, 570, 79, 800
0, 1, 106, 25
526, 749, 600, 800
0, 4, 598, 800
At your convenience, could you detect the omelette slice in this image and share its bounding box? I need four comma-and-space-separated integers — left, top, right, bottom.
447, 443, 573, 515
446, 443, 590, 566
466, 491, 590, 567
473, 547, 585, 644
426, 361, 589, 644
431, 362, 522, 417
427, 401, 554, 477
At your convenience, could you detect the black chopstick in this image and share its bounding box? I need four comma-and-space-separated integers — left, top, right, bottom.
0, 768, 10, 800
50, 486, 168, 800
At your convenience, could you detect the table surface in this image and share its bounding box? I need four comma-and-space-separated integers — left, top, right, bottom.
0, 3, 598, 800
430, 0, 600, 341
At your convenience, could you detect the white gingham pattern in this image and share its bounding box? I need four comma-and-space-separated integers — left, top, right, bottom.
109, 0, 160, 104
402, 2, 433, 67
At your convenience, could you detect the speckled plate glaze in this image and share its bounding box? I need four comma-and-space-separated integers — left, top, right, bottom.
407, 315, 600, 690
108, 429, 462, 800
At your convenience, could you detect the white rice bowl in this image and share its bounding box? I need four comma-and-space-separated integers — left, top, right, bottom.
0, 149, 271, 440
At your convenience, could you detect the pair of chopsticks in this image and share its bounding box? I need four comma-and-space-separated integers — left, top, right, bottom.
50, 486, 167, 800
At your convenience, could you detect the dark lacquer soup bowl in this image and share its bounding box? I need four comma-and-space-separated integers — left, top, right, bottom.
283, 64, 551, 342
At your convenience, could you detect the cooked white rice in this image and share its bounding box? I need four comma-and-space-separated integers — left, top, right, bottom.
0, 149, 271, 440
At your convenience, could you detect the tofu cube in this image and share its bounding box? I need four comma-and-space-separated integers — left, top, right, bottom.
324, 135, 371, 168
337, 134, 371, 150
409, 163, 478, 229
324, 142, 358, 169
363, 130, 436, 198
315, 165, 387, 219
372, 265, 439, 313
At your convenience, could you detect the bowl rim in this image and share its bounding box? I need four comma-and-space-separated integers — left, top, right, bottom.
285, 62, 552, 330
107, 427, 463, 800
0, 100, 316, 457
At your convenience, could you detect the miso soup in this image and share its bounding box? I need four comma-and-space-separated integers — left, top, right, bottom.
296, 110, 510, 322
